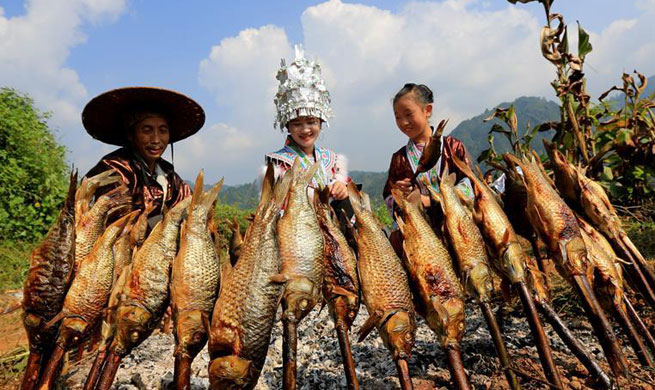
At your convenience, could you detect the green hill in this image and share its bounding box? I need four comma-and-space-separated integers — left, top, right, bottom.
450, 96, 560, 162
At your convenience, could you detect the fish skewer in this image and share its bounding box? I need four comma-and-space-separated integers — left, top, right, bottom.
171, 172, 224, 390
578, 217, 655, 368
544, 140, 655, 308
504, 153, 630, 379
274, 160, 325, 390
93, 196, 192, 390
21, 171, 77, 390
208, 164, 292, 389
451, 155, 569, 389
315, 187, 361, 390
391, 190, 470, 390
37, 210, 137, 390
432, 172, 526, 390
349, 183, 416, 390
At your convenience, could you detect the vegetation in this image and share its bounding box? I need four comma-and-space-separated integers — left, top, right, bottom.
0, 88, 69, 241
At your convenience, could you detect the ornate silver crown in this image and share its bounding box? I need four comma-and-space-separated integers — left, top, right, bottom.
274, 45, 333, 130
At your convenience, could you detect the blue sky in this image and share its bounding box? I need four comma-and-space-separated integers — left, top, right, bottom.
1, 0, 654, 184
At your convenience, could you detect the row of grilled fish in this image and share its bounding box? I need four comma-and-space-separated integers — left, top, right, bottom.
21, 143, 655, 390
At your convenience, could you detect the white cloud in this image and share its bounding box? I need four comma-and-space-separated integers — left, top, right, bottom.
0, 0, 126, 130
194, 25, 294, 183
174, 123, 258, 183
198, 0, 554, 177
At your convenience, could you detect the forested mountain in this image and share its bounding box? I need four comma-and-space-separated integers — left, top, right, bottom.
449, 96, 560, 163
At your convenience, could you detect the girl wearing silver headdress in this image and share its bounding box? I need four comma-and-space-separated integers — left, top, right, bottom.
265, 45, 350, 201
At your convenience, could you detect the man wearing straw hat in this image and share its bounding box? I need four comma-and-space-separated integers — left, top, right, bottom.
82, 87, 205, 227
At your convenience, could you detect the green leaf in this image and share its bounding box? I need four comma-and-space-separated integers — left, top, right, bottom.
477, 149, 492, 163
616, 129, 633, 145
577, 21, 592, 60
601, 166, 614, 181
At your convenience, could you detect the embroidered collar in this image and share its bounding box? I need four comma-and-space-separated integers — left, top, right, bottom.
405, 128, 443, 194
266, 136, 336, 187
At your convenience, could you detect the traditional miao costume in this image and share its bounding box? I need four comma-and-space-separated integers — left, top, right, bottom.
264, 45, 349, 200
383, 132, 474, 255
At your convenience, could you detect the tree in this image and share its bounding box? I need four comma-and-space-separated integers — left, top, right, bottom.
0, 88, 69, 241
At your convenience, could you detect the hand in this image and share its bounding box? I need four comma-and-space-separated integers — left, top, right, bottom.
392, 178, 414, 196
329, 181, 348, 200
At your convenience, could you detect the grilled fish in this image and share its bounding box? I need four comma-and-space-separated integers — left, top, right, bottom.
74, 185, 131, 273
93, 196, 192, 390
21, 171, 77, 390
349, 183, 416, 390
37, 211, 137, 390
433, 172, 494, 302
75, 169, 121, 222
314, 187, 360, 390
504, 153, 629, 378
208, 164, 292, 390
171, 172, 223, 390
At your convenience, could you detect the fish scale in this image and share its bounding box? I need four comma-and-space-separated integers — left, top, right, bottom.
74, 185, 131, 273
348, 182, 415, 390
90, 196, 192, 390
21, 172, 77, 390
171, 172, 223, 390
208, 163, 292, 390
436, 173, 494, 303
393, 192, 464, 348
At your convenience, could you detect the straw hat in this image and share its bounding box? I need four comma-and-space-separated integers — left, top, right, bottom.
82, 87, 205, 146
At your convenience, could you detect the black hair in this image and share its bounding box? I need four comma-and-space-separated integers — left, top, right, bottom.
392, 83, 434, 107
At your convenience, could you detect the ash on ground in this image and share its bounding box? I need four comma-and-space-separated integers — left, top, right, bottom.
59, 291, 655, 390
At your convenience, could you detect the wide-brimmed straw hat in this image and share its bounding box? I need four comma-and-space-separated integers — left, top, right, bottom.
82, 87, 205, 146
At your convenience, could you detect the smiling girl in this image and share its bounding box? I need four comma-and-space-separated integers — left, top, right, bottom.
264, 45, 349, 201
384, 83, 474, 251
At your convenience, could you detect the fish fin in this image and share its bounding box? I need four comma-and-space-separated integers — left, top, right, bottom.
191, 170, 204, 207
45, 311, 66, 328
272, 165, 294, 209
347, 182, 363, 215
260, 163, 275, 205
331, 286, 357, 299
204, 177, 224, 210
391, 189, 405, 207
361, 191, 372, 213
314, 185, 330, 210
451, 154, 475, 182
395, 212, 405, 234
501, 229, 512, 247
357, 310, 382, 342
300, 161, 321, 186
270, 273, 289, 284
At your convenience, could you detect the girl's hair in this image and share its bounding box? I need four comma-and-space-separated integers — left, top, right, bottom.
392, 83, 434, 107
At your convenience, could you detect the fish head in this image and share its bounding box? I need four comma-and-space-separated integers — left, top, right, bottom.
329, 295, 360, 329
58, 316, 89, 347
174, 310, 209, 358
380, 311, 415, 361
111, 305, 153, 356
500, 241, 526, 284
208, 355, 253, 389
23, 313, 57, 351
469, 263, 494, 302
282, 277, 318, 321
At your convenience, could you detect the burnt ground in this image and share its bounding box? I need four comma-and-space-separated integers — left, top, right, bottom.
1, 274, 654, 390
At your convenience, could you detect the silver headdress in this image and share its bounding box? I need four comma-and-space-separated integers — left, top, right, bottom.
274, 45, 333, 130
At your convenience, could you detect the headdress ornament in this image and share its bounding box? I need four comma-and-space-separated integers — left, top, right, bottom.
274, 45, 333, 130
